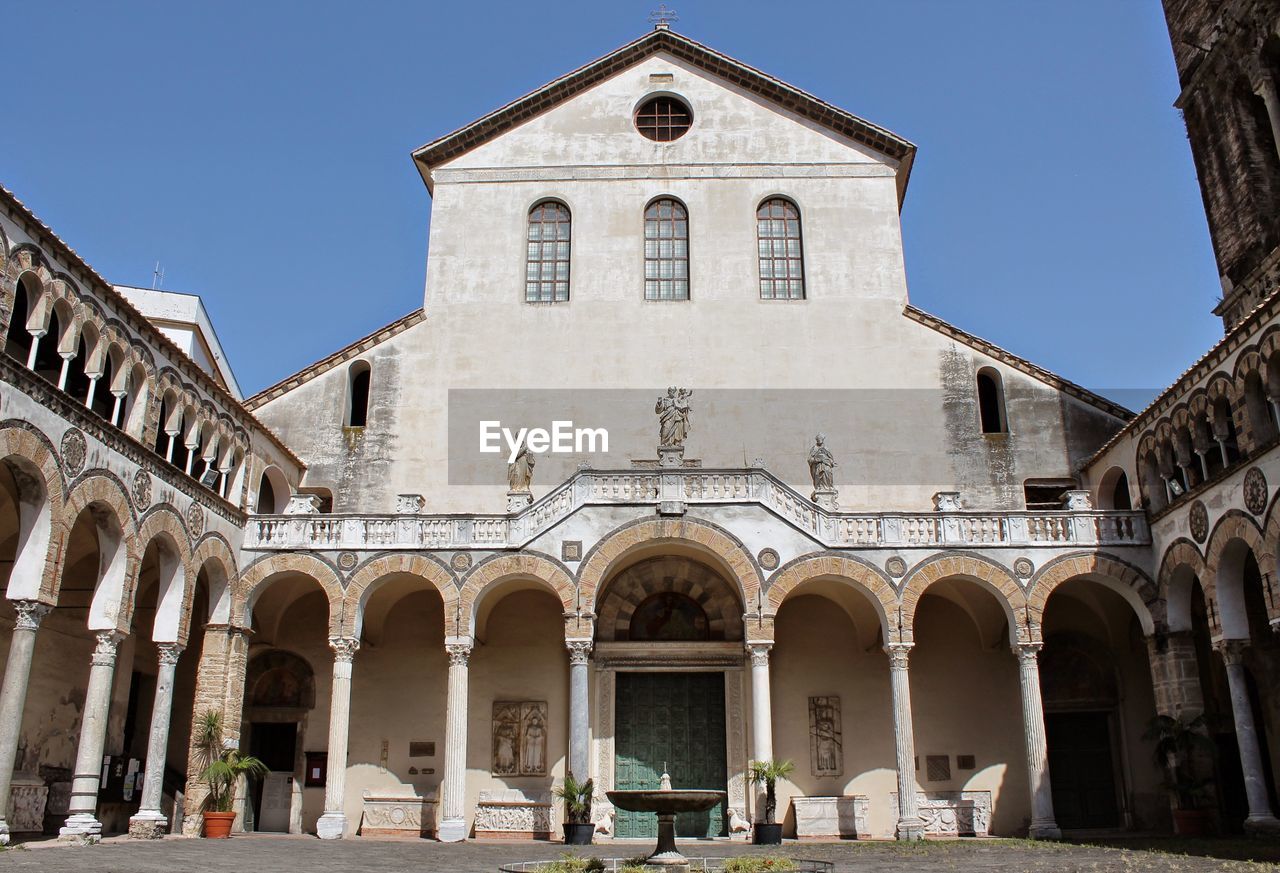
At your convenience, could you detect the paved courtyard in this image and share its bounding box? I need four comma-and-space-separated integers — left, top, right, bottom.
2, 836, 1278, 873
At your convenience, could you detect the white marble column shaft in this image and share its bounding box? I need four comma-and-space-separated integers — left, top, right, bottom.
129, 643, 184, 836
61, 631, 125, 839
1217, 640, 1280, 832
567, 640, 591, 779
885, 643, 924, 840
317, 637, 359, 840
1014, 643, 1061, 839
439, 639, 472, 842
747, 642, 773, 766
0, 601, 51, 845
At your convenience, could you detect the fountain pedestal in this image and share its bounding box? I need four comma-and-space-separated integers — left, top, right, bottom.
605, 783, 726, 871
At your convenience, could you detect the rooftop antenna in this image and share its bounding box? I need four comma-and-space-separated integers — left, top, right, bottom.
649, 4, 677, 30
151, 261, 165, 290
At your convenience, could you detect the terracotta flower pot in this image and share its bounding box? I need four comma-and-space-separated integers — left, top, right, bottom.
203, 811, 236, 839
1172, 808, 1209, 837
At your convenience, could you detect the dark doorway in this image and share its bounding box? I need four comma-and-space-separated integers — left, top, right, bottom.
248, 722, 298, 831
1046, 711, 1120, 829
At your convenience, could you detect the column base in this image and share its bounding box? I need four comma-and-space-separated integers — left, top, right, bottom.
1028, 820, 1062, 840
437, 817, 468, 842
128, 811, 169, 839
316, 812, 347, 840
1244, 814, 1280, 836
59, 813, 103, 841
895, 817, 925, 841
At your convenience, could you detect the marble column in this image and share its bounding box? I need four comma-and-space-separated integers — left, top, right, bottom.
61, 631, 125, 839
566, 640, 591, 780
317, 637, 359, 840
1014, 643, 1061, 839
747, 642, 774, 767
0, 601, 51, 845
885, 643, 924, 840
128, 643, 184, 838
1216, 640, 1280, 833
439, 638, 473, 843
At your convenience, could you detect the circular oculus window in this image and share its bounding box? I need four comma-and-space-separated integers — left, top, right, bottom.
635, 96, 692, 142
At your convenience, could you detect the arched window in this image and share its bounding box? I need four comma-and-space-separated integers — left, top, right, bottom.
5, 277, 33, 362
1111, 471, 1132, 510
525, 201, 571, 303
257, 471, 277, 514
644, 198, 689, 300
976, 367, 1007, 434
757, 198, 804, 299
346, 361, 371, 427
64, 337, 91, 401
32, 309, 62, 383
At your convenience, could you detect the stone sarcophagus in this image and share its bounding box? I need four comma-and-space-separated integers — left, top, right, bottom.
890, 790, 992, 837
9, 774, 49, 833
791, 795, 867, 840
474, 789, 553, 840
358, 790, 437, 838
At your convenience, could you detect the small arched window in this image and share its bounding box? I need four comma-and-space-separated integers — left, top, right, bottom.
644, 198, 689, 300
256, 470, 278, 514
757, 198, 804, 299
346, 361, 371, 427
976, 367, 1007, 434
525, 201, 571, 303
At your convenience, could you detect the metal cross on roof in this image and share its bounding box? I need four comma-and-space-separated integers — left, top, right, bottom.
649, 4, 678, 29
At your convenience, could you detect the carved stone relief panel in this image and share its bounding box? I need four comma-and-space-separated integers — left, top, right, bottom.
809, 696, 842, 777
492, 700, 548, 777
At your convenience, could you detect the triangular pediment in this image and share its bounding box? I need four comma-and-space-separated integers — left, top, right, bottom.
411, 28, 916, 204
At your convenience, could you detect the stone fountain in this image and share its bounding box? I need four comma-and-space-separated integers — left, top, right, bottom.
606, 768, 726, 870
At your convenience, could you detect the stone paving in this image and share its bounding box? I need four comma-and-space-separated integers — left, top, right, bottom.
2, 836, 1278, 873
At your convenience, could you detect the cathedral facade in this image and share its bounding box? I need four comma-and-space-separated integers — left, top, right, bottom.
0, 13, 1278, 847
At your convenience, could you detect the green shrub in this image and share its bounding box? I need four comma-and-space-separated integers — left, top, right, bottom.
722, 857, 798, 873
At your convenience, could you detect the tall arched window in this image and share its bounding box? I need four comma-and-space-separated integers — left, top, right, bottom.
644, 198, 689, 300
5, 277, 33, 362
976, 367, 1007, 434
525, 201, 571, 303
346, 361, 371, 427
757, 198, 804, 299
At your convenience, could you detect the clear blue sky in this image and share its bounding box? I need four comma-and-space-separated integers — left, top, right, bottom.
2, 0, 1220, 404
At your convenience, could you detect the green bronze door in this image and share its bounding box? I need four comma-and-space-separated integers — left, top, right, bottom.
614, 672, 728, 839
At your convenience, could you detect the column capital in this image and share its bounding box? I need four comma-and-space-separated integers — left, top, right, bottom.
566, 639, 593, 665
1215, 638, 1249, 665
11, 600, 51, 631
884, 642, 913, 670
328, 636, 360, 663
155, 642, 184, 667
746, 641, 773, 667
91, 630, 125, 666
1013, 641, 1044, 663
446, 640, 473, 667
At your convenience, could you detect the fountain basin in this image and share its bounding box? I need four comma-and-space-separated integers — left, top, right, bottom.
605, 789, 725, 814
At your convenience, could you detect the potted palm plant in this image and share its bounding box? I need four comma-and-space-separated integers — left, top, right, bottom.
553, 772, 595, 845
1144, 713, 1215, 836
193, 709, 268, 839
748, 759, 794, 845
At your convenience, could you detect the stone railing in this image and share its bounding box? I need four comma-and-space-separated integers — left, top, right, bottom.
243, 467, 1149, 552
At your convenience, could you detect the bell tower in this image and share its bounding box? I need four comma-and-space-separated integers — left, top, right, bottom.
1161, 0, 1280, 331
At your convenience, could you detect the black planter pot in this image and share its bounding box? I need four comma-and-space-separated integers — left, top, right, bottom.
563, 822, 594, 845
753, 822, 783, 845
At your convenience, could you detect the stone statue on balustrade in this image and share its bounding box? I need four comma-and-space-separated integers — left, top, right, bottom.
808, 433, 838, 509
656, 387, 693, 448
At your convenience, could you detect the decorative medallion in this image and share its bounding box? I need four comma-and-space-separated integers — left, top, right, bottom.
60, 427, 86, 477
1244, 466, 1268, 517
338, 551, 358, 571
1013, 557, 1034, 581
132, 469, 152, 510
561, 540, 583, 562
186, 502, 205, 540
885, 556, 907, 579
450, 552, 473, 572
757, 548, 780, 571
1189, 500, 1209, 544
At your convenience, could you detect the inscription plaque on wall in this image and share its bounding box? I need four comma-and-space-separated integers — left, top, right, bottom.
492, 700, 548, 776
409, 741, 436, 758
808, 696, 842, 777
